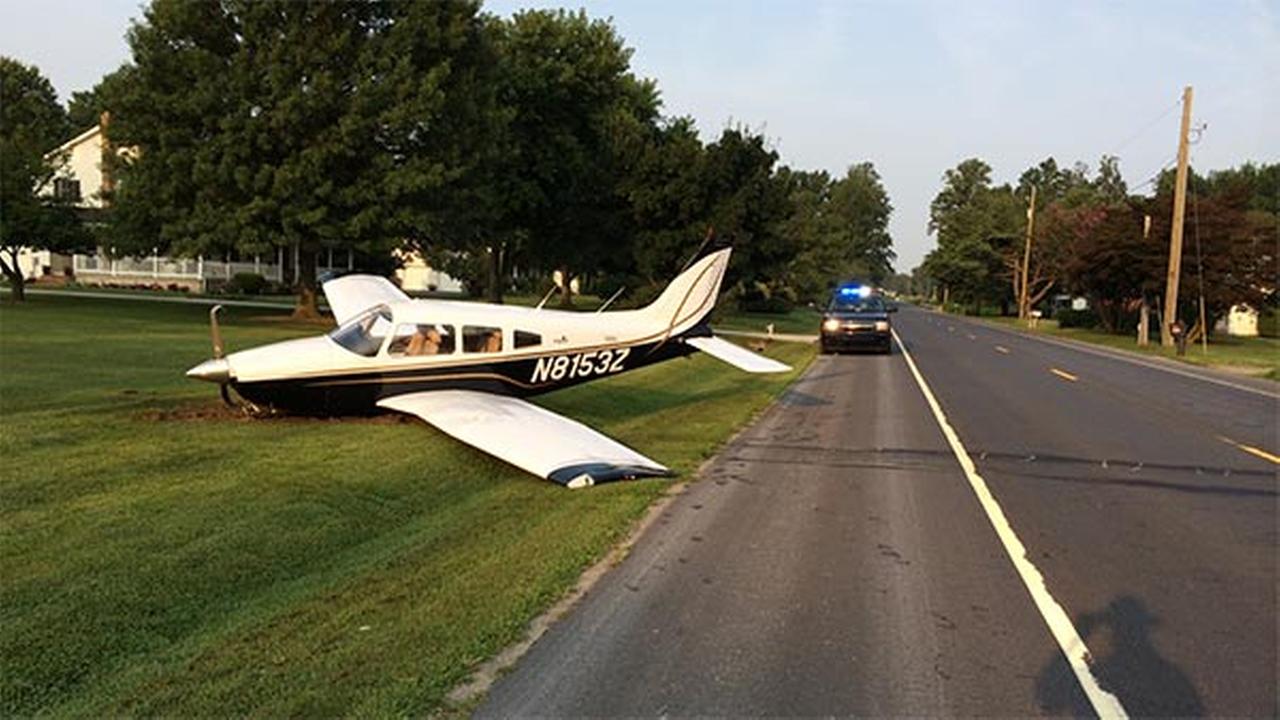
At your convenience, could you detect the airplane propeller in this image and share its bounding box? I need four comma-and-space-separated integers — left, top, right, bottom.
210, 304, 225, 359
185, 304, 235, 407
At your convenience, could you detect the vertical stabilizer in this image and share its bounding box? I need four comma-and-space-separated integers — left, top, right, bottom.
640, 248, 732, 337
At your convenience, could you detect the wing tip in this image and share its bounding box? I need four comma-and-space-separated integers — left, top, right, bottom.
549, 463, 673, 489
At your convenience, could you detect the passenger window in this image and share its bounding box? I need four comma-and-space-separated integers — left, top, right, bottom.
463, 326, 503, 353
387, 323, 455, 357
514, 330, 542, 349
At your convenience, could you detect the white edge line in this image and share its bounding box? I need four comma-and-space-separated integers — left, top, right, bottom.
892, 328, 1128, 720
954, 311, 1277, 400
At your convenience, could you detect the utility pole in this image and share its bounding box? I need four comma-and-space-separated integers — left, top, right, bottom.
1138, 215, 1151, 346
1161, 85, 1194, 347
1019, 184, 1037, 321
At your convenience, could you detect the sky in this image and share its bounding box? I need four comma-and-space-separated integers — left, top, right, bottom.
4, 0, 1277, 271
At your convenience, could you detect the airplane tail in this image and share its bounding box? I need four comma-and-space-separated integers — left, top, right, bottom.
639, 247, 732, 337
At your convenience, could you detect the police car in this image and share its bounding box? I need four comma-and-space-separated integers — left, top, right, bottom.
819, 284, 894, 354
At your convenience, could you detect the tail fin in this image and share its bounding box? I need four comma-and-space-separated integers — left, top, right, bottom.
640, 247, 732, 337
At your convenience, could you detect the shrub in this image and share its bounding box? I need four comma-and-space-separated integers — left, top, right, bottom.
226, 272, 268, 295
1056, 308, 1101, 329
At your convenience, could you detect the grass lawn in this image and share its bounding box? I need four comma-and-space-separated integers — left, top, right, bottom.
713, 305, 822, 336
0, 295, 813, 716
983, 315, 1279, 380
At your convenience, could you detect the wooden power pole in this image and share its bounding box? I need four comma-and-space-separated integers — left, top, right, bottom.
1138, 214, 1152, 346
1019, 185, 1037, 320
1161, 85, 1194, 347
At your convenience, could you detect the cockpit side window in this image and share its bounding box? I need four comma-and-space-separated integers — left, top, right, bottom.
463, 326, 504, 353
387, 323, 456, 357
328, 305, 393, 357
514, 330, 542, 349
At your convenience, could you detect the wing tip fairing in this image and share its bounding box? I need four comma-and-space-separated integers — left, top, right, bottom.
548, 462, 672, 489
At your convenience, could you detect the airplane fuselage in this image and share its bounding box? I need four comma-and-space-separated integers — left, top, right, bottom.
231, 331, 701, 415
200, 291, 717, 415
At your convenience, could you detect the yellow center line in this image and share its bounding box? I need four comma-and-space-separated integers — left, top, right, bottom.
995, 345, 1010, 354
1050, 368, 1078, 382
1217, 436, 1280, 465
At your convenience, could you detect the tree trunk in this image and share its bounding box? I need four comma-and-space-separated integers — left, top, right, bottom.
558, 266, 574, 308
0, 250, 26, 302
486, 244, 504, 304
293, 249, 321, 319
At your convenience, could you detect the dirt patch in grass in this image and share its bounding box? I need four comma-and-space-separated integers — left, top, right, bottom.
138, 401, 415, 425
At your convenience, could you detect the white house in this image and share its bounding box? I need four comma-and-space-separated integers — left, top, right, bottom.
394, 249, 463, 293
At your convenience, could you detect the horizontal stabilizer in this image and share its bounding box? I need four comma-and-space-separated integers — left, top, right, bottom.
378, 390, 670, 489
687, 336, 791, 373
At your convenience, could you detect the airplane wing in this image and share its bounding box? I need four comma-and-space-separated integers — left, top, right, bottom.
686, 336, 791, 373
378, 390, 671, 489
322, 274, 411, 325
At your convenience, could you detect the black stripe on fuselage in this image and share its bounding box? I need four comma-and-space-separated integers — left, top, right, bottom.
231, 337, 700, 416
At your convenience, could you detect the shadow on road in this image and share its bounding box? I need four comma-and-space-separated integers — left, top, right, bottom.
778, 389, 831, 407
1035, 596, 1204, 717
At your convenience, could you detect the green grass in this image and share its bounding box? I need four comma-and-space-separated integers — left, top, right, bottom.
982, 315, 1279, 379
714, 306, 823, 335
0, 295, 813, 716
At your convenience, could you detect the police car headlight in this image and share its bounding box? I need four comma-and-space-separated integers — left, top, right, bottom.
875, 320, 890, 332
822, 318, 841, 332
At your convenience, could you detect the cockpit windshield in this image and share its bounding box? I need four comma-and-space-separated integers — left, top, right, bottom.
328, 305, 393, 357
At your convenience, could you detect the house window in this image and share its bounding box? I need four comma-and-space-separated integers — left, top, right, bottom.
462, 326, 503, 353
514, 330, 541, 349
53, 178, 81, 202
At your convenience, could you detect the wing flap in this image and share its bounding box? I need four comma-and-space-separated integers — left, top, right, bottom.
687, 336, 791, 373
378, 390, 669, 488
322, 274, 411, 325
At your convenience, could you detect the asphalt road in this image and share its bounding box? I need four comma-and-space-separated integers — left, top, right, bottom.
478, 306, 1278, 717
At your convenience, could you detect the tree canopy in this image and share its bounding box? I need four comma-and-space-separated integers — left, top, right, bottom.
920, 153, 1277, 335
18, 1, 901, 313
106, 0, 500, 316
0, 57, 94, 301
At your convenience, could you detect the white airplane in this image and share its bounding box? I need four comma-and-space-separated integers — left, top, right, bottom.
186, 248, 789, 488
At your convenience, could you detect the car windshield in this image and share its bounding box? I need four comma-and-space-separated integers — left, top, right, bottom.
829, 295, 885, 313
328, 305, 393, 357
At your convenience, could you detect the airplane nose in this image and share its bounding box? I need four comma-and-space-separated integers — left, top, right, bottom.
186, 358, 232, 383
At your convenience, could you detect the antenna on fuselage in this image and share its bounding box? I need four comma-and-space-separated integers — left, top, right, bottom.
596, 286, 625, 313
534, 284, 557, 310
678, 226, 717, 274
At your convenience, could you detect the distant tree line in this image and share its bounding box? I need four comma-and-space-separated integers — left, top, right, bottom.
918, 155, 1277, 337
1, 0, 895, 315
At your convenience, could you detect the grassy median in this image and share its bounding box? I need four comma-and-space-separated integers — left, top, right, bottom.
0, 295, 813, 716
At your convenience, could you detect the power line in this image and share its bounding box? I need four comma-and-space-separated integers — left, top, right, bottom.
1131, 124, 1208, 195
1106, 96, 1183, 157
1130, 154, 1179, 193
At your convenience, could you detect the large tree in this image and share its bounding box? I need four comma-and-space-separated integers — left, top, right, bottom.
779, 162, 896, 304
925, 158, 1021, 311
107, 0, 500, 316
827, 162, 895, 284
490, 9, 658, 306
0, 57, 93, 301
